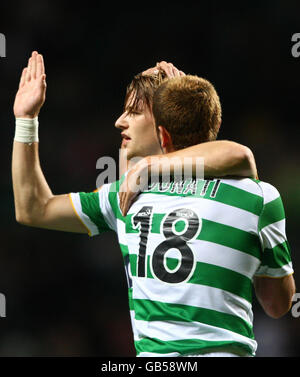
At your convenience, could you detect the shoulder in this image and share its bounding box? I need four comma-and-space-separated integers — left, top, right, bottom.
221, 177, 281, 202
220, 177, 264, 197
256, 181, 281, 205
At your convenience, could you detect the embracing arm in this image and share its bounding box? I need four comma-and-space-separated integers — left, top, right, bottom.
119, 140, 257, 215
12, 51, 86, 234
154, 140, 257, 179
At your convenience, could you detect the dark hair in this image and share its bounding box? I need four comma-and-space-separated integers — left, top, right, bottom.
124, 71, 167, 113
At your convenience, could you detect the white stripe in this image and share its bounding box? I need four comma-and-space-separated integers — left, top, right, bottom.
254, 262, 294, 278
132, 277, 253, 325
130, 194, 259, 234
191, 240, 260, 279
257, 181, 280, 205
133, 319, 257, 354
130, 310, 139, 340
117, 218, 127, 245
221, 178, 262, 197
70, 193, 99, 236
126, 233, 260, 279
259, 219, 286, 249
98, 183, 117, 232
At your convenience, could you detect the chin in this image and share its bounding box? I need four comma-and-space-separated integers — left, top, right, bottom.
128, 150, 146, 162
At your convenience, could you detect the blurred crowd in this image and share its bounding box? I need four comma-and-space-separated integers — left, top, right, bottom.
0, 1, 299, 356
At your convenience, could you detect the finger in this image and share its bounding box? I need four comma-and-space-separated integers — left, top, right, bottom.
19, 67, 27, 88
119, 187, 126, 209
31, 51, 37, 79
179, 70, 186, 76
123, 190, 139, 216
119, 190, 123, 207
119, 195, 124, 215
157, 61, 174, 78
39, 74, 47, 89
158, 61, 172, 76
122, 193, 131, 216
171, 66, 181, 77
142, 66, 158, 76
25, 57, 32, 82
120, 193, 127, 216
166, 63, 181, 77
168, 63, 182, 77
37, 53, 45, 76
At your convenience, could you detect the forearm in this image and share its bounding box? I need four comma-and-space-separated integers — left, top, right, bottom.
147, 140, 257, 179
254, 275, 296, 319
12, 140, 53, 224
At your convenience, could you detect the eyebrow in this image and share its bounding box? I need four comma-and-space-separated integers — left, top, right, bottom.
125, 105, 138, 113
125, 102, 144, 114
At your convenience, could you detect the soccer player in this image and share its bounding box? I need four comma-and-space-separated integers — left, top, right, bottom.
13, 51, 262, 356
119, 75, 296, 357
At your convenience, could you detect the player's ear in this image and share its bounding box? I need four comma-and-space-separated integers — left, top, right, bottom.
158, 125, 174, 152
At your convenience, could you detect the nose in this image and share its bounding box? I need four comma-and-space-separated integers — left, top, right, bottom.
115, 111, 128, 130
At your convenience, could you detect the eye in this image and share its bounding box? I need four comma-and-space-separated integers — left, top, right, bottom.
128, 111, 141, 116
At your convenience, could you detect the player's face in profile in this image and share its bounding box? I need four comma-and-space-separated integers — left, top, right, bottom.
115, 93, 162, 160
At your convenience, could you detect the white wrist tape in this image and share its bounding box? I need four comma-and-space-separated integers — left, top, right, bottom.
14, 117, 39, 143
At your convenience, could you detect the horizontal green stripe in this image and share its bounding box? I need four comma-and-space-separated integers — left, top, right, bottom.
79, 192, 111, 233
145, 214, 261, 260
258, 196, 285, 231
135, 337, 253, 356
189, 262, 252, 302
214, 182, 262, 216
129, 254, 252, 303
198, 219, 261, 260
141, 180, 263, 215
260, 241, 292, 268
134, 299, 254, 339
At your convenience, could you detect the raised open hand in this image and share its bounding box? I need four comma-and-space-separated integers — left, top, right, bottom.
13, 51, 46, 119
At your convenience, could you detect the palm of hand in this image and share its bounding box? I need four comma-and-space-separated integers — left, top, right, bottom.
13, 51, 46, 119
14, 79, 46, 118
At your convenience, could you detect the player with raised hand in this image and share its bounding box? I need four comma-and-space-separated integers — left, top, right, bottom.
12, 51, 257, 233
12, 51, 265, 357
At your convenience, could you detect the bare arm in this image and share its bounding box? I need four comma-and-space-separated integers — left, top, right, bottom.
119, 140, 257, 215
254, 274, 296, 319
12, 51, 86, 233
155, 140, 257, 178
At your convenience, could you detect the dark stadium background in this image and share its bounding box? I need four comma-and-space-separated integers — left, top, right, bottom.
0, 0, 299, 357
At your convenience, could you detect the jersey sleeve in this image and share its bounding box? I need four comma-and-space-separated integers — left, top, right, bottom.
69, 183, 118, 236
254, 181, 293, 278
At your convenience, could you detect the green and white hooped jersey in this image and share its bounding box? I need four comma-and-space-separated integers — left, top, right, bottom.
69, 177, 293, 357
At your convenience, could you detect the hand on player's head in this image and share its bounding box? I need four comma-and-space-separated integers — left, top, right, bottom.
142, 61, 185, 79
156, 61, 185, 78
